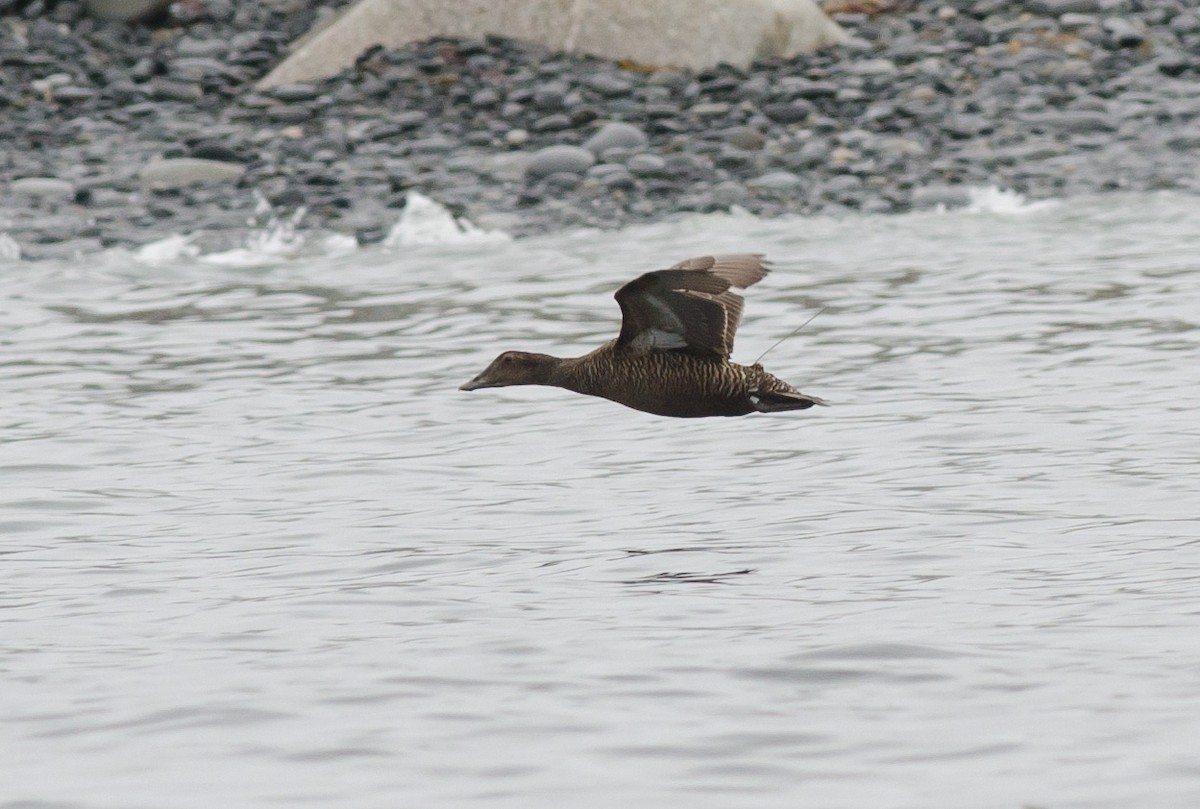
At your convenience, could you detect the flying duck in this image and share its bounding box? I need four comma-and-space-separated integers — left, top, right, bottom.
459, 254, 827, 418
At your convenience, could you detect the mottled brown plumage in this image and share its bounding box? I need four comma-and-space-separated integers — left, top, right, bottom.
460, 254, 827, 418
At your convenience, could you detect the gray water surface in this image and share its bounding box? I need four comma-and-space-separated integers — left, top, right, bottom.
3, 193, 1199, 808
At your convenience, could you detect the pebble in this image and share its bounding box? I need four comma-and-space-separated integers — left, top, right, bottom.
591, 165, 636, 191
626, 153, 667, 178
149, 80, 203, 102
188, 141, 242, 162
582, 122, 649, 155
1102, 17, 1145, 47
849, 58, 899, 76
709, 180, 749, 207
688, 102, 731, 118
139, 157, 246, 189
1028, 110, 1118, 134
762, 101, 813, 124
1028, 0, 1101, 14
12, 177, 76, 201
524, 145, 596, 182
271, 83, 320, 102
747, 171, 804, 192
778, 78, 838, 98
585, 74, 634, 97
722, 126, 766, 150
532, 114, 572, 132
539, 171, 582, 192
820, 175, 865, 196
781, 139, 828, 169
471, 87, 501, 107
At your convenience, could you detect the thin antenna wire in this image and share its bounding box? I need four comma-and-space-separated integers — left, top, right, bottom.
752, 306, 827, 365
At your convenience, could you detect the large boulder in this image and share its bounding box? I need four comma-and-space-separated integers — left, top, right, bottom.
258, 0, 845, 88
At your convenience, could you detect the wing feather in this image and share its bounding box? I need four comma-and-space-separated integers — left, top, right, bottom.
614, 254, 770, 358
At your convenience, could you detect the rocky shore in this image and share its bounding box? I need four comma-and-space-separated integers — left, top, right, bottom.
3, 0, 1199, 259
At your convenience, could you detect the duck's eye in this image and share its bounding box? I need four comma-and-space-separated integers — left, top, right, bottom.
501, 355, 514, 364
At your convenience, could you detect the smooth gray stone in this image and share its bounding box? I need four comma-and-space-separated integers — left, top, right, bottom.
1170, 12, 1200, 34
267, 105, 314, 124
139, 157, 245, 189
709, 180, 749, 207
1155, 52, 1192, 77
532, 114, 572, 132
992, 139, 1069, 163
188, 142, 241, 162
722, 125, 765, 150
663, 153, 709, 177
1047, 60, 1096, 83
84, 0, 168, 20
942, 114, 992, 138
626, 153, 667, 177
762, 100, 813, 124
171, 57, 239, 80
598, 167, 636, 191
585, 74, 634, 97
582, 122, 648, 155
1028, 110, 1117, 133
785, 139, 832, 169
1059, 12, 1098, 27
687, 101, 730, 117
525, 145, 596, 181
714, 146, 759, 171
776, 77, 838, 98
586, 163, 628, 179
848, 58, 898, 76
271, 83, 320, 102
149, 80, 203, 102
176, 37, 229, 57
533, 82, 568, 111
1026, 0, 1100, 14
471, 87, 501, 107
539, 171, 581, 191
53, 86, 96, 103
747, 171, 804, 192
11, 177, 76, 200
390, 110, 429, 129
1102, 17, 1144, 47
952, 18, 991, 45
821, 174, 865, 195
405, 135, 456, 153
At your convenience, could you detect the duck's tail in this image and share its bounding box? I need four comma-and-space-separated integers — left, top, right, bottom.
749, 390, 829, 413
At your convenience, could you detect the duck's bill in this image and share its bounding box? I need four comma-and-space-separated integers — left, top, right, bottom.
459, 375, 491, 391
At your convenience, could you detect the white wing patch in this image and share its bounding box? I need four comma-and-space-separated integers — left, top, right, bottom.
630, 328, 688, 351
645, 295, 685, 331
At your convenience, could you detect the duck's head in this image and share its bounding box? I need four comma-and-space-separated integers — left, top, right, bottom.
460, 351, 559, 390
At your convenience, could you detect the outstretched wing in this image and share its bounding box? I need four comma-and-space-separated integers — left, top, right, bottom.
613, 254, 770, 358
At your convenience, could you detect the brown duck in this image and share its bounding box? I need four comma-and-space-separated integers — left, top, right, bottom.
460, 254, 827, 418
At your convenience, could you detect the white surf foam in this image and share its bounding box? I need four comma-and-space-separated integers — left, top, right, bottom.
134, 233, 200, 264
966, 186, 1059, 215
384, 191, 510, 247
0, 233, 21, 262
200, 207, 311, 267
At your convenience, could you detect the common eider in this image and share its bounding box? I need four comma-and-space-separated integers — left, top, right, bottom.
460, 254, 827, 418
